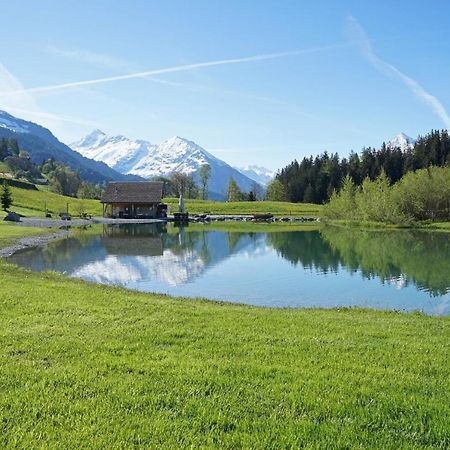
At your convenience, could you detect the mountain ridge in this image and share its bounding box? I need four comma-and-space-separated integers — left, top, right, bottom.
71, 131, 260, 199
0, 110, 139, 184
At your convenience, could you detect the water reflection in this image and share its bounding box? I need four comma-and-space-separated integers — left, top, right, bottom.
6, 224, 450, 315
320, 227, 450, 297
269, 227, 450, 297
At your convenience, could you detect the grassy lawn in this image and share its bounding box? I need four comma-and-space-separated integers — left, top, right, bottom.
0, 243, 448, 448
0, 186, 102, 219
0, 222, 56, 249
1, 212, 449, 448
164, 198, 323, 217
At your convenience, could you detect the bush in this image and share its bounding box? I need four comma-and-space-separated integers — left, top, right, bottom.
324, 167, 450, 224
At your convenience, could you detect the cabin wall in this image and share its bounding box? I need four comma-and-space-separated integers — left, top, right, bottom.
108, 203, 158, 219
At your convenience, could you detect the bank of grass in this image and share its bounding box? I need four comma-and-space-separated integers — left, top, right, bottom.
0, 260, 448, 449
323, 218, 450, 233
164, 198, 322, 217
0, 185, 102, 219
176, 220, 321, 233
0, 222, 56, 249
422, 221, 450, 231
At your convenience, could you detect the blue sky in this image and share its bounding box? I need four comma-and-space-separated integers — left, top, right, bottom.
0, 0, 449, 170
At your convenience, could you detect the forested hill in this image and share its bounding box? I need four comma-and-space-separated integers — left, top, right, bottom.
276, 130, 450, 204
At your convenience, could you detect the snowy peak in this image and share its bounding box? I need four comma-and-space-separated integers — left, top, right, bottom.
387, 132, 415, 151
71, 131, 259, 198
115, 135, 214, 178
236, 165, 275, 186
71, 132, 155, 174
73, 129, 108, 149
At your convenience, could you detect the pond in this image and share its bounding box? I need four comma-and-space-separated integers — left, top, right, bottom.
6, 223, 450, 315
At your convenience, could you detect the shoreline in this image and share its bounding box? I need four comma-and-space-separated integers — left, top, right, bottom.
0, 229, 70, 258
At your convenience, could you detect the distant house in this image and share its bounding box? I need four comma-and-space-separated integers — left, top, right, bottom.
101, 181, 167, 219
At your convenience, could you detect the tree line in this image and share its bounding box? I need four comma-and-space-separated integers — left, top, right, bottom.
152, 166, 265, 202
275, 130, 450, 204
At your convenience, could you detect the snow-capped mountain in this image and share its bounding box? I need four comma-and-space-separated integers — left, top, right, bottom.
387, 132, 416, 151
71, 131, 260, 199
71, 129, 154, 174
235, 165, 275, 186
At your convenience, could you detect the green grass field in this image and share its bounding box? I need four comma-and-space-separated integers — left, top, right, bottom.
164, 198, 322, 217
0, 262, 449, 449
0, 185, 103, 219
0, 225, 449, 448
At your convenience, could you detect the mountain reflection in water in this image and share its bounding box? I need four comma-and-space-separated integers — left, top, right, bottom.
6, 224, 450, 315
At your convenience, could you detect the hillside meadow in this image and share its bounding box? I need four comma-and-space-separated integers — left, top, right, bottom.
0, 185, 102, 219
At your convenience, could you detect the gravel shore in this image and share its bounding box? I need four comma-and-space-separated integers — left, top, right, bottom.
16, 217, 166, 227
0, 230, 69, 258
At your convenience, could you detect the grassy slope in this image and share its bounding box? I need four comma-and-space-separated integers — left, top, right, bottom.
0, 185, 103, 219
164, 198, 322, 217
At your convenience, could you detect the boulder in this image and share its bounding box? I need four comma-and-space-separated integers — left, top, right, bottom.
4, 211, 21, 222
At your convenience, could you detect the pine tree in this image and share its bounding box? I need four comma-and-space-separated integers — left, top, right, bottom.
1, 182, 13, 211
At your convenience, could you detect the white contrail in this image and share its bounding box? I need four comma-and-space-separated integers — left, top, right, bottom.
0, 62, 98, 129
0, 43, 350, 96
347, 15, 450, 128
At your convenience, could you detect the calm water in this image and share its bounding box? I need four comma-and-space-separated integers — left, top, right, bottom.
7, 224, 450, 315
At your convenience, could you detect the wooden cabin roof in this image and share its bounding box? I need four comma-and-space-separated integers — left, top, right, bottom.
101, 181, 164, 204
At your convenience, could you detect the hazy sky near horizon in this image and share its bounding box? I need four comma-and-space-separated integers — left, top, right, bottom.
0, 0, 449, 170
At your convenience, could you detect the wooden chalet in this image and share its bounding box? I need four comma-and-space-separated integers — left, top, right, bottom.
101, 181, 167, 219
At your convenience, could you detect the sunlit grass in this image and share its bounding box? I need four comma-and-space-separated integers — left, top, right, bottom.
6, 185, 102, 217
0, 222, 449, 448
164, 198, 322, 217
0, 261, 448, 449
